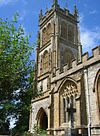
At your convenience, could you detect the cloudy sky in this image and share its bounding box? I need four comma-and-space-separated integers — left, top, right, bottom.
0, 0, 100, 128
0, 0, 100, 55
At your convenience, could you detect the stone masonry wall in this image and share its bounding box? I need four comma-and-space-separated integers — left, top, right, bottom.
30, 97, 50, 133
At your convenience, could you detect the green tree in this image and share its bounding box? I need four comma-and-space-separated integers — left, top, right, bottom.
0, 16, 34, 134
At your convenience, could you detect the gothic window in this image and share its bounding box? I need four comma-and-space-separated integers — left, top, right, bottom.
42, 24, 51, 46
61, 22, 67, 39
60, 80, 78, 127
63, 98, 66, 123
42, 27, 47, 46
95, 70, 100, 118
47, 23, 51, 42
97, 75, 100, 114
68, 25, 74, 42
61, 48, 74, 67
40, 55, 43, 74
43, 51, 49, 72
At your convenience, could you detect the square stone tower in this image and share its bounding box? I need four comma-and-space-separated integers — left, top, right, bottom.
29, 1, 100, 136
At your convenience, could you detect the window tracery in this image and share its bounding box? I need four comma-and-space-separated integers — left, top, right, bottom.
95, 71, 100, 118
68, 25, 74, 42
97, 76, 100, 115
43, 51, 49, 72
61, 22, 67, 39
47, 23, 51, 42
42, 23, 52, 46
60, 80, 78, 127
61, 48, 74, 67
42, 28, 47, 46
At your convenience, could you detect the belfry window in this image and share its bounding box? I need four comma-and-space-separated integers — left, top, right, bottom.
43, 51, 49, 72
61, 22, 67, 39
68, 25, 74, 42
42, 28, 47, 46
47, 23, 51, 42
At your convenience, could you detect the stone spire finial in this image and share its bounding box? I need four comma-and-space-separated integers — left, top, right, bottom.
46, 5, 48, 12
74, 5, 78, 16
66, 2, 68, 10
52, 0, 59, 8
39, 9, 43, 20
46, 4, 49, 14
53, 0, 58, 5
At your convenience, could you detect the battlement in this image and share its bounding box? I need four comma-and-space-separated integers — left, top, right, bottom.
39, 2, 78, 26
55, 46, 100, 79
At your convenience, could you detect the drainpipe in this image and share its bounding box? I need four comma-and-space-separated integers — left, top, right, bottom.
84, 69, 91, 136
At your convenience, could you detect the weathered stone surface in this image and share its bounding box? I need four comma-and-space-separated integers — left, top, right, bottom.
29, 1, 100, 136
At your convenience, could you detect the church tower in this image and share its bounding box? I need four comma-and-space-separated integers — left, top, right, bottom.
36, 0, 80, 85
29, 1, 100, 136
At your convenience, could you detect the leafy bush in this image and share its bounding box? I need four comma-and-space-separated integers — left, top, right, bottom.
33, 125, 47, 136
23, 131, 32, 136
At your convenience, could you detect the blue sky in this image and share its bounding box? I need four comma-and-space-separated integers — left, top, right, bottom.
0, 0, 100, 128
0, 0, 100, 55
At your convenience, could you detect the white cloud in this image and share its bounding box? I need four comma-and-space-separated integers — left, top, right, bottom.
18, 10, 26, 21
79, 13, 84, 23
79, 14, 100, 53
89, 10, 97, 15
80, 27, 100, 51
0, 0, 18, 6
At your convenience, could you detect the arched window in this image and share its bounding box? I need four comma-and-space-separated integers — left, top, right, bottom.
61, 48, 74, 68
68, 25, 74, 42
95, 70, 100, 118
60, 80, 78, 127
42, 27, 47, 46
40, 55, 43, 74
47, 23, 51, 42
43, 51, 49, 72
97, 76, 100, 114
61, 22, 67, 39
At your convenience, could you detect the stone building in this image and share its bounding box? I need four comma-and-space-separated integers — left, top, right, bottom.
29, 0, 100, 135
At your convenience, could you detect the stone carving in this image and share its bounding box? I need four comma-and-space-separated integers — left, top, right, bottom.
62, 81, 78, 97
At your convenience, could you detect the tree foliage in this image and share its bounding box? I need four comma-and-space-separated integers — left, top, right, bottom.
0, 16, 34, 134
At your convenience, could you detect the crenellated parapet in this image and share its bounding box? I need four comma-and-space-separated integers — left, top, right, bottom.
52, 46, 100, 82
39, 2, 78, 28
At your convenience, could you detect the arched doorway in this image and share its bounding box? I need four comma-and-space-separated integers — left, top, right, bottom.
40, 111, 48, 130
37, 108, 48, 130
